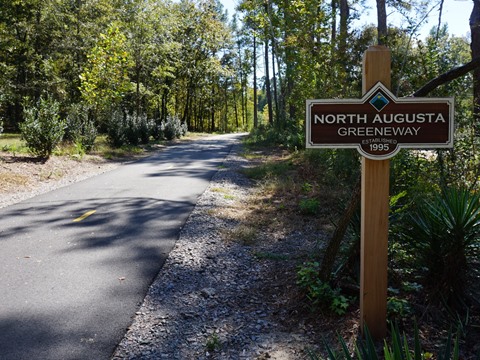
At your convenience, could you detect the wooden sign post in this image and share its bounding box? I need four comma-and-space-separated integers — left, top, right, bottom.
360, 46, 391, 339
305, 45, 454, 341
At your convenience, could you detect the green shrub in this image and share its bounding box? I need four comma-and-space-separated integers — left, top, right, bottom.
125, 113, 141, 146
405, 187, 480, 306
297, 261, 350, 315
20, 96, 66, 158
163, 115, 186, 140
65, 103, 97, 152
137, 114, 153, 145
106, 109, 127, 147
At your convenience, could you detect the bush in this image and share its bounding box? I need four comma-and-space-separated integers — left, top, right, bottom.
106, 109, 156, 147
106, 108, 127, 147
151, 120, 164, 141
20, 96, 66, 158
125, 113, 140, 146
163, 115, 187, 140
66, 103, 97, 152
404, 187, 480, 306
138, 114, 153, 145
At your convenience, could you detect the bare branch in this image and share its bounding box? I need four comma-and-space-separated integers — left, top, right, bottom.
413, 57, 480, 97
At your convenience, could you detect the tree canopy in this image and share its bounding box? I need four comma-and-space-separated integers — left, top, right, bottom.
0, 0, 475, 142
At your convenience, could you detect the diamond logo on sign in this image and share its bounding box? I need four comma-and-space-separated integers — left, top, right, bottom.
370, 92, 389, 112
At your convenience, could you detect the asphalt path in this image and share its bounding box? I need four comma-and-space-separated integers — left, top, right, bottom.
0, 133, 243, 360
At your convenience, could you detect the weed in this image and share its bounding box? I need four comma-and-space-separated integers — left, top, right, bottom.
299, 198, 320, 215
205, 334, 221, 352
225, 225, 257, 245
302, 182, 313, 193
297, 261, 351, 315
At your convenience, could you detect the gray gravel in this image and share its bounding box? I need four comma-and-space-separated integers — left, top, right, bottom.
111, 141, 319, 359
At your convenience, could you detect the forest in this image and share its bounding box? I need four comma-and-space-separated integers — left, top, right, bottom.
0, 0, 475, 149
1, 0, 480, 356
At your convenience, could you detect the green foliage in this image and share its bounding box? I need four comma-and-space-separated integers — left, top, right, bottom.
309, 322, 461, 360
163, 115, 187, 141
79, 24, 133, 122
299, 198, 320, 215
65, 103, 97, 152
245, 123, 305, 151
20, 96, 66, 158
205, 334, 221, 352
387, 296, 413, 320
106, 109, 128, 147
297, 261, 350, 315
404, 187, 480, 306
241, 160, 293, 181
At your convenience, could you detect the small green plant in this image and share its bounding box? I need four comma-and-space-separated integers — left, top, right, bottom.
20, 96, 66, 158
387, 296, 412, 320
297, 261, 350, 315
299, 198, 320, 215
205, 334, 221, 352
302, 182, 313, 193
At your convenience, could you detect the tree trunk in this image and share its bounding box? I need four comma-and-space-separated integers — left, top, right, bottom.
339, 0, 349, 55
376, 0, 387, 45
331, 0, 337, 44
320, 177, 361, 281
264, 0, 273, 125
264, 38, 273, 125
211, 83, 215, 132
271, 37, 279, 127
253, 32, 258, 128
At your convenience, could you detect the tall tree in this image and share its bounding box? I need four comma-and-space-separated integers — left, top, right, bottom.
376, 0, 387, 44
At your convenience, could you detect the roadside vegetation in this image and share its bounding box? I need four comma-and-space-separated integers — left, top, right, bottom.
239, 127, 480, 359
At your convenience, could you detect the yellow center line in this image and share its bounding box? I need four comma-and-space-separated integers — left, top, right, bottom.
73, 210, 96, 222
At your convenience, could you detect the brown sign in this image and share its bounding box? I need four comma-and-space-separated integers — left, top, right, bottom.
306, 82, 454, 159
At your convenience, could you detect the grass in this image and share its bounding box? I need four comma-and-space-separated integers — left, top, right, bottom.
241, 160, 293, 181
0, 133, 27, 153
224, 224, 258, 245
0, 133, 149, 159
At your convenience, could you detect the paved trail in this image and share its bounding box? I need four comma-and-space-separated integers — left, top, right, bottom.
0, 134, 243, 360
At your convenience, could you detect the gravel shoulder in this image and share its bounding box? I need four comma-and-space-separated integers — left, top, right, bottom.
111, 141, 325, 360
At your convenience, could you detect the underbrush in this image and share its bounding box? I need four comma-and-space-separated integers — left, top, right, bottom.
241, 129, 480, 359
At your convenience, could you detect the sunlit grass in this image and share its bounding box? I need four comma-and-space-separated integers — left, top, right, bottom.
0, 133, 28, 153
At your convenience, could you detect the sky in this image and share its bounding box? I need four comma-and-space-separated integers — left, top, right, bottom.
220, 0, 474, 39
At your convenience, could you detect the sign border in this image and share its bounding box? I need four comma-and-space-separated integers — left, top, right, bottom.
306, 82, 455, 160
